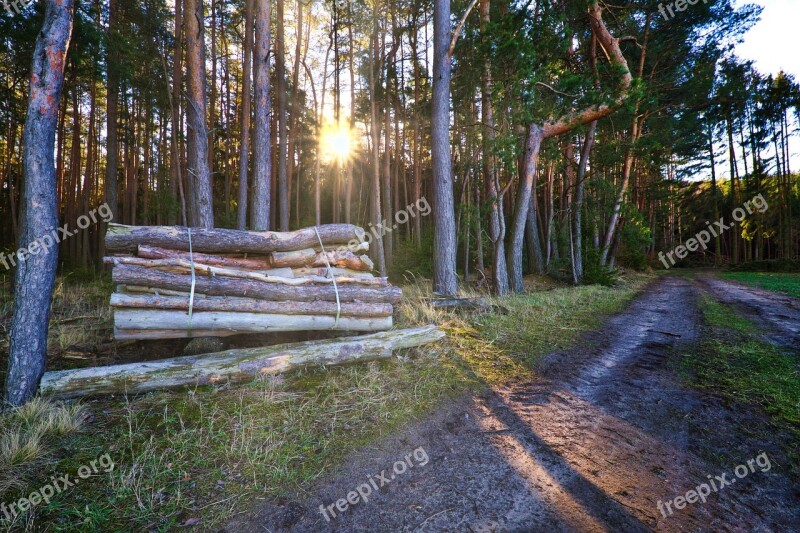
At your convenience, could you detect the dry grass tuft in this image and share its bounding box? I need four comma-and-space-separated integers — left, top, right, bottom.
0, 399, 87, 493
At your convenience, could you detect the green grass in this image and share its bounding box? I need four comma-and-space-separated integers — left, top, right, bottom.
721, 272, 800, 298
0, 271, 653, 531
679, 295, 800, 431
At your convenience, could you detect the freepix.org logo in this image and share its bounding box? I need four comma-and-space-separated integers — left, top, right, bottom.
3, 0, 36, 17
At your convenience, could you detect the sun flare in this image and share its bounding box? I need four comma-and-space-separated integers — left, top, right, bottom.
320, 121, 355, 165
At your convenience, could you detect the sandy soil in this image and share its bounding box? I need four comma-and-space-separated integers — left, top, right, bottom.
225, 275, 800, 532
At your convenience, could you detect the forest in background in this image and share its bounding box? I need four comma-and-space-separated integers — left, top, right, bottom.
0, 0, 798, 290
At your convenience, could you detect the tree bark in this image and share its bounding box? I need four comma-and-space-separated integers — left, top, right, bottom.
110, 293, 393, 317
276, 0, 289, 230
114, 310, 393, 339
237, 0, 254, 229
4, 0, 74, 406
104, 0, 119, 223
111, 263, 403, 303
252, 0, 272, 230
432, 0, 458, 296
106, 223, 366, 254
40, 326, 445, 398
185, 0, 215, 228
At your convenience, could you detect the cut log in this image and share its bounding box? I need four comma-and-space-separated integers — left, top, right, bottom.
112, 264, 403, 303
106, 223, 366, 254
110, 293, 393, 317
105, 257, 388, 286
270, 248, 374, 271
137, 245, 274, 270
39, 326, 446, 398
114, 310, 393, 339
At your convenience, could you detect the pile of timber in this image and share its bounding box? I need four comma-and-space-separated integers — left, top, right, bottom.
105, 223, 401, 341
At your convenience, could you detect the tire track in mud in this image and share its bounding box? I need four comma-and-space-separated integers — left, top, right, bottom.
697, 275, 800, 349
228, 276, 799, 533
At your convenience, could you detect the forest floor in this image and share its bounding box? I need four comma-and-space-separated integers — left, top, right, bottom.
226, 274, 800, 533
1, 271, 798, 531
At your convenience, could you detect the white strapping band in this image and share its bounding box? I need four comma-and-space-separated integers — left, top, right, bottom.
314, 226, 341, 327
187, 227, 196, 334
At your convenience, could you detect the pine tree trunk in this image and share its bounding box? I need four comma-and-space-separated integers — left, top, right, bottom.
238, 0, 254, 230
432, 0, 458, 295
4, 0, 74, 406
252, 0, 272, 231
185, 0, 215, 228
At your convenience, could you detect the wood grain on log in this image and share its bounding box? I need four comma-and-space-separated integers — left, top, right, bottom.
111, 293, 393, 317
114, 310, 393, 338
105, 257, 388, 286
137, 245, 273, 270
112, 264, 403, 303
270, 248, 374, 271
106, 223, 365, 254
40, 326, 446, 398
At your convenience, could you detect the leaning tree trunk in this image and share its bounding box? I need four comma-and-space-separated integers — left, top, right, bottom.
507, 0, 632, 292
4, 0, 74, 406
431, 0, 458, 296
185, 0, 214, 228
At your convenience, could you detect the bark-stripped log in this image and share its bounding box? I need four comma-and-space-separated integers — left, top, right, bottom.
40, 326, 445, 398
270, 248, 374, 271
112, 264, 403, 303
114, 310, 393, 338
137, 245, 273, 270
106, 257, 388, 286
106, 223, 365, 254
111, 293, 393, 317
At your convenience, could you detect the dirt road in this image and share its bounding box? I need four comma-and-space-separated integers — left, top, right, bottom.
227, 276, 800, 532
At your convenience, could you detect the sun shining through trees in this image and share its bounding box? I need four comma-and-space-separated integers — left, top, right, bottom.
320, 120, 356, 166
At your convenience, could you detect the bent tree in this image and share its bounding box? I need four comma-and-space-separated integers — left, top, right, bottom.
507, 1, 633, 293
5, 0, 75, 406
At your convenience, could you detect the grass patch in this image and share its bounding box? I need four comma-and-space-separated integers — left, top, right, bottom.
478, 271, 652, 368
679, 295, 800, 436
0, 271, 652, 530
721, 272, 800, 299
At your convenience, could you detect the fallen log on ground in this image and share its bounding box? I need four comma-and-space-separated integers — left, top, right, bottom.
110, 293, 393, 317
112, 264, 403, 303
106, 223, 365, 254
39, 326, 445, 398
114, 310, 394, 339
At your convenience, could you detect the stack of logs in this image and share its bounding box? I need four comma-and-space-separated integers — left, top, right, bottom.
104, 223, 401, 341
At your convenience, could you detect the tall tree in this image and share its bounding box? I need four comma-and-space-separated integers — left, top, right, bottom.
431, 0, 458, 295
104, 0, 119, 223
238, 0, 254, 230
185, 0, 214, 228
276, 0, 289, 230
252, 0, 271, 231
5, 0, 75, 405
